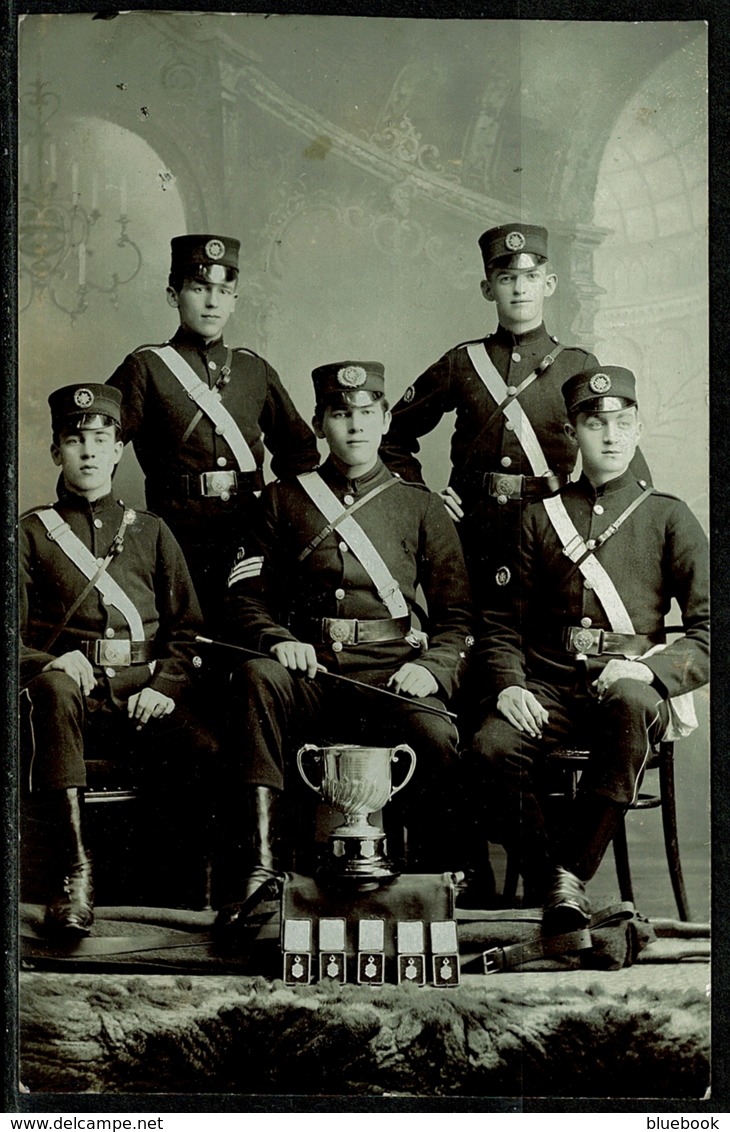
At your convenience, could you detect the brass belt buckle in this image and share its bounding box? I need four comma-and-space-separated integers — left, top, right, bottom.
327, 618, 356, 645
489, 472, 523, 503
482, 947, 504, 975
94, 639, 132, 666
199, 471, 238, 499
568, 626, 602, 655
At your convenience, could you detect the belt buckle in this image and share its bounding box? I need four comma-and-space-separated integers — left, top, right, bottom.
489, 472, 522, 500
94, 639, 132, 666
569, 627, 601, 655
482, 947, 503, 975
327, 618, 356, 645
199, 471, 238, 499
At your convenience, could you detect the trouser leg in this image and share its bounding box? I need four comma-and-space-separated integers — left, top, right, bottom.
22, 670, 87, 792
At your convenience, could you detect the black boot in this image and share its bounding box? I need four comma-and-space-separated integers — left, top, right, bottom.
215, 786, 284, 938
43, 788, 94, 938
542, 794, 625, 935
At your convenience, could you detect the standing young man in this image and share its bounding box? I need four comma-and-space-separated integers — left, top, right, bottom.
20, 384, 218, 934
216, 360, 473, 935
468, 366, 708, 931
381, 224, 651, 599
107, 234, 319, 624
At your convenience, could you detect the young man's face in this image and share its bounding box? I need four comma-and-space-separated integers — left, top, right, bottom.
481, 263, 557, 333
51, 425, 123, 500
314, 400, 391, 476
168, 278, 238, 341
566, 407, 642, 486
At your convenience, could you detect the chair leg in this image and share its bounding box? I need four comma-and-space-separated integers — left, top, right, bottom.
502, 852, 519, 905
659, 744, 691, 922
612, 816, 635, 906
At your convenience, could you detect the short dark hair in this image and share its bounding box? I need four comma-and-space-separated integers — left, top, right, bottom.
53, 415, 123, 445
314, 395, 389, 424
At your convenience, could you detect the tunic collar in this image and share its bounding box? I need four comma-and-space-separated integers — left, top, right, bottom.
56, 487, 120, 514
492, 321, 550, 348
319, 456, 391, 496
577, 467, 643, 501
172, 325, 225, 353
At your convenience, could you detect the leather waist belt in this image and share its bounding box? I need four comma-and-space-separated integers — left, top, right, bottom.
465, 471, 567, 501
80, 640, 154, 666
564, 626, 664, 657
172, 470, 259, 499
297, 615, 411, 646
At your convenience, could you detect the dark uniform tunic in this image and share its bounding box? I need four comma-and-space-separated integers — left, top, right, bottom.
381, 323, 652, 593
107, 327, 319, 622
20, 489, 217, 794
222, 457, 473, 869
470, 469, 709, 856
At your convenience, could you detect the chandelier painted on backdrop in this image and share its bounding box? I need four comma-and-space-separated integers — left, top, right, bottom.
18, 80, 143, 321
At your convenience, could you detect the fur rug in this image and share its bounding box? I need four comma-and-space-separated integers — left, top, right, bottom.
19, 970, 710, 1099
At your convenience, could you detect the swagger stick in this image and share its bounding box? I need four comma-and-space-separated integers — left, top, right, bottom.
195, 636, 458, 720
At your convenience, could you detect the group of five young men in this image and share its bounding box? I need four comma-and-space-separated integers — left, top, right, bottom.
19, 224, 709, 946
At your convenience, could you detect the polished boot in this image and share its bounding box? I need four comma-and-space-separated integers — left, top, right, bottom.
215, 786, 283, 938
43, 788, 94, 938
542, 794, 625, 935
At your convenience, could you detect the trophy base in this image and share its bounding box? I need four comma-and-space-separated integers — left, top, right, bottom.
319, 829, 401, 889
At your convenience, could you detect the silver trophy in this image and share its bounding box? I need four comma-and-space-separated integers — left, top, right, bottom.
296, 743, 417, 884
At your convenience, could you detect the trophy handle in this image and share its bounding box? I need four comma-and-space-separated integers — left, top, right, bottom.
296, 744, 323, 796
388, 744, 417, 799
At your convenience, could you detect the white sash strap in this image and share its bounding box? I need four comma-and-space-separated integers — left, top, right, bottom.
542, 496, 635, 634
296, 473, 409, 619
147, 345, 257, 473
465, 342, 550, 476
36, 510, 146, 641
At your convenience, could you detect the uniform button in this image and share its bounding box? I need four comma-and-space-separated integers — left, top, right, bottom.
501, 456, 512, 468
215, 427, 224, 436
209, 361, 217, 371
105, 667, 116, 678
335, 588, 345, 600
586, 538, 596, 550
101, 595, 110, 605
584, 580, 594, 591
497, 494, 508, 505
639, 480, 647, 488
505, 421, 514, 431
581, 617, 592, 628
220, 491, 230, 502
105, 628, 115, 639
216, 456, 227, 467
507, 385, 518, 395
94, 519, 103, 529
332, 641, 343, 653
339, 542, 348, 553
511, 352, 521, 363
593, 503, 604, 515
343, 494, 354, 506
96, 557, 105, 566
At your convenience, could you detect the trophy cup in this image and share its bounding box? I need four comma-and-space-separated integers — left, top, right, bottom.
296, 743, 417, 885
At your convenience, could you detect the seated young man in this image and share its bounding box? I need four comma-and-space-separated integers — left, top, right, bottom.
216, 360, 473, 935
467, 366, 708, 932
19, 384, 218, 935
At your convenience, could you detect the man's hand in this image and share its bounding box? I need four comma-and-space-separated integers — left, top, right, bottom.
271, 640, 322, 679
593, 659, 654, 699
43, 651, 97, 696
497, 685, 549, 738
439, 486, 464, 522
388, 662, 438, 699
127, 687, 175, 728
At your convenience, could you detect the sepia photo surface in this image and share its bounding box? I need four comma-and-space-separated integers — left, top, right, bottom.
13, 10, 710, 1110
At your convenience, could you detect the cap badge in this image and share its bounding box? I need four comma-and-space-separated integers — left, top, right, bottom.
73, 388, 94, 408
337, 365, 367, 388
403, 385, 415, 404
504, 231, 526, 251
589, 372, 612, 394
495, 566, 511, 587
205, 239, 225, 261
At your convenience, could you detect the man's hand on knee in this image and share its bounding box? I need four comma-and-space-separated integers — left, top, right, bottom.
593, 659, 654, 699
388, 662, 438, 699
270, 640, 322, 679
496, 686, 549, 737
127, 687, 175, 728
42, 651, 96, 696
